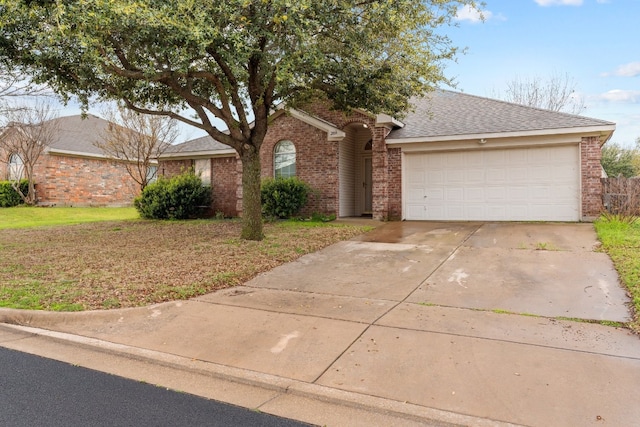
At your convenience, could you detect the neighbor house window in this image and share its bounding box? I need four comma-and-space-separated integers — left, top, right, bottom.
194, 159, 211, 185
146, 165, 158, 184
274, 140, 296, 178
8, 153, 24, 181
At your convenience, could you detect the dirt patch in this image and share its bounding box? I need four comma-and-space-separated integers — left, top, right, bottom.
0, 220, 368, 310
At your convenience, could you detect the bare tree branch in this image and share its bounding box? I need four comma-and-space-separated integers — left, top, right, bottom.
0, 102, 59, 205
492, 72, 586, 115
95, 106, 178, 191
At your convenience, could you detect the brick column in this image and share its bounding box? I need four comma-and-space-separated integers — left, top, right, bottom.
581, 136, 604, 219
372, 126, 392, 220
387, 147, 402, 220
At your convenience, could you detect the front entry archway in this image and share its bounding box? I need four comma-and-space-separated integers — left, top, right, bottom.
339, 123, 373, 217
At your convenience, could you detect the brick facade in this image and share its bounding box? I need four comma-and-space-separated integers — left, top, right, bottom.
261, 114, 339, 216
580, 136, 604, 219
160, 159, 191, 177
159, 105, 609, 222
387, 147, 402, 220
34, 153, 137, 206
289, 103, 391, 219
212, 157, 240, 217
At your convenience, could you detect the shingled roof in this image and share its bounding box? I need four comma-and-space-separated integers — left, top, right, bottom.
163, 134, 233, 156
43, 114, 113, 156
388, 90, 615, 141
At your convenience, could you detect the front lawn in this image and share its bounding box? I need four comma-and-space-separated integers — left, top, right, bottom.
0, 206, 139, 229
595, 217, 640, 334
0, 218, 370, 311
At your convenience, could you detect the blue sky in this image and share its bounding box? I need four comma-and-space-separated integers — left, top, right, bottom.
450, 0, 639, 146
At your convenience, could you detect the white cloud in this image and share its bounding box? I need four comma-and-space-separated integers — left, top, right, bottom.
534, 0, 583, 6
597, 90, 640, 103
455, 5, 490, 23
610, 62, 640, 77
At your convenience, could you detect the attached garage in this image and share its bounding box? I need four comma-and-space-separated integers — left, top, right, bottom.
403, 145, 580, 221
386, 91, 616, 222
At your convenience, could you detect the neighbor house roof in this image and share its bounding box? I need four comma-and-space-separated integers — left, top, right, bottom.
387, 90, 616, 142
46, 114, 114, 157
162, 134, 235, 158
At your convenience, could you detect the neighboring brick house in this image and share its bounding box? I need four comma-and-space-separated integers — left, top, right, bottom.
164, 90, 616, 222
0, 115, 145, 206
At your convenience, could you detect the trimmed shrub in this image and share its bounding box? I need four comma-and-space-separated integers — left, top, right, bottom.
134, 170, 212, 219
261, 177, 310, 219
0, 180, 28, 207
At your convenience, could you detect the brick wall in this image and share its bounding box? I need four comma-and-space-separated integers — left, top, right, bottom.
387, 147, 402, 220
288, 102, 390, 219
160, 159, 192, 177
581, 136, 604, 218
160, 157, 239, 216
261, 114, 340, 216
211, 156, 239, 217
35, 153, 138, 206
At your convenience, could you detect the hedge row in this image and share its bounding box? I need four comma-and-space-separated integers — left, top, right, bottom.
134, 170, 212, 219
0, 180, 28, 207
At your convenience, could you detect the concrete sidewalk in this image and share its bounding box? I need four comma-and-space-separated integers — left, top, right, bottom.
1, 222, 639, 426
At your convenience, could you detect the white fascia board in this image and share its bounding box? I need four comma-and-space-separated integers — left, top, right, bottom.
160, 149, 236, 159
48, 148, 110, 160
386, 125, 616, 145
375, 113, 404, 128
352, 108, 404, 129
48, 148, 160, 164
286, 108, 345, 141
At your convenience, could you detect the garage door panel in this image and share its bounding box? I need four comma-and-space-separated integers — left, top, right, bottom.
406, 187, 426, 203
465, 169, 484, 182
427, 170, 444, 185
465, 187, 486, 201
485, 187, 507, 201
426, 188, 444, 200
445, 188, 464, 201
404, 145, 579, 221
446, 170, 464, 183
486, 168, 506, 182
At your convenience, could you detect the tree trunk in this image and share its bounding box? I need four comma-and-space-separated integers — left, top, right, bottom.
26, 179, 36, 205
240, 149, 263, 241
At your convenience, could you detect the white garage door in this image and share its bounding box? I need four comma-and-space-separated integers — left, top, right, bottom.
404, 145, 580, 221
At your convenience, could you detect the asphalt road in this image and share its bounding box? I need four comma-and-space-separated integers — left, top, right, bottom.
0, 347, 311, 427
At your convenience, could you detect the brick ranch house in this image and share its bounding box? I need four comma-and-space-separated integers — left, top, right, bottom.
160, 90, 615, 222
0, 115, 145, 206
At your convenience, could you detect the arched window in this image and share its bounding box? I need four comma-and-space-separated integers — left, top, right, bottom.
364, 139, 373, 151
8, 153, 24, 180
274, 140, 296, 179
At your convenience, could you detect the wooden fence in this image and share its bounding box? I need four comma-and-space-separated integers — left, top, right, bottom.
601, 177, 640, 214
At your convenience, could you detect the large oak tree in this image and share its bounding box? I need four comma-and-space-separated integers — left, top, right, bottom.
0, 0, 477, 239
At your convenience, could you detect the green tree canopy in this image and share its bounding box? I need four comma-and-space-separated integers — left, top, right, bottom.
0, 0, 478, 239
601, 142, 639, 178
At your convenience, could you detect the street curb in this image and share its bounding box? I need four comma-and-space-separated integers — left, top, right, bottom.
0, 322, 522, 427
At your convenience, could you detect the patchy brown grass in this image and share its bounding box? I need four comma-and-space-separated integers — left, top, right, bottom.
0, 220, 369, 311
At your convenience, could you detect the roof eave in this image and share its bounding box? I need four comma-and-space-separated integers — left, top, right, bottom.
47, 148, 110, 160
386, 125, 616, 144
375, 113, 405, 129
274, 105, 346, 141
160, 149, 236, 159
48, 148, 159, 164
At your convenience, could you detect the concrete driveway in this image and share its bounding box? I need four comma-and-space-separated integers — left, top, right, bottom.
1, 221, 639, 426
